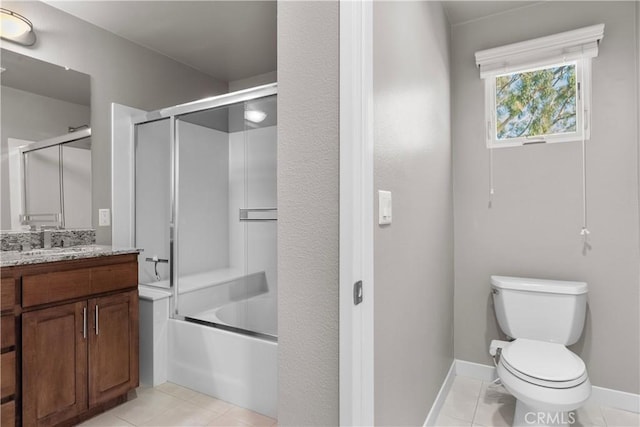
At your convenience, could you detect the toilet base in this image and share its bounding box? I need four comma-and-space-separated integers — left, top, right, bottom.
513, 400, 575, 427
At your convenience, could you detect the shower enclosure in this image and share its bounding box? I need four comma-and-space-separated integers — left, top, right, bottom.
133, 84, 277, 340
17, 129, 92, 230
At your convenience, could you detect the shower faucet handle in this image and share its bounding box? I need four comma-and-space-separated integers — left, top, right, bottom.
145, 256, 169, 282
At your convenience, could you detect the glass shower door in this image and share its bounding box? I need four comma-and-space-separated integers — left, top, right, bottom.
135, 118, 172, 288
171, 95, 278, 339
242, 95, 278, 337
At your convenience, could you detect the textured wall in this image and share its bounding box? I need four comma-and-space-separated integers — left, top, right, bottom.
373, 2, 454, 425
1, 1, 227, 243
452, 1, 640, 393
277, 1, 340, 425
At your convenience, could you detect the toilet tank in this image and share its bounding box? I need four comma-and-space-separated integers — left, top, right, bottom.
491, 276, 588, 345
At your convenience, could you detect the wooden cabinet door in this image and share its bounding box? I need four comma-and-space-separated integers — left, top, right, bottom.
22, 301, 88, 427
88, 290, 139, 406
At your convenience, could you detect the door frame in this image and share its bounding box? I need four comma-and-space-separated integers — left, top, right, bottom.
339, 1, 375, 425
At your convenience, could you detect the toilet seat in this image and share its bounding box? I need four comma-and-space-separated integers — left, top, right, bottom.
501, 339, 588, 389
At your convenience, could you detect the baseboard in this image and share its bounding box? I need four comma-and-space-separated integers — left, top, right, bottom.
591, 385, 640, 414
453, 359, 640, 414
423, 360, 456, 426
454, 359, 497, 382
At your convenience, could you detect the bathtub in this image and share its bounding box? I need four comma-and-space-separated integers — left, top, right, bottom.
187, 293, 277, 339
139, 269, 278, 418
167, 317, 277, 418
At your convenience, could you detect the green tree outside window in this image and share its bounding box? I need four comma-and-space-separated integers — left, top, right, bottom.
495, 64, 577, 140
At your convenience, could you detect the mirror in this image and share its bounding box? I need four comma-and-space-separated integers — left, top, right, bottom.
1, 48, 91, 231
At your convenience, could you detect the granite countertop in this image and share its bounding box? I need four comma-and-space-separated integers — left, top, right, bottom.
0, 245, 141, 268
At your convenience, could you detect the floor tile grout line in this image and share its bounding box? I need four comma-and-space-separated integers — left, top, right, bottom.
113, 413, 137, 426
154, 386, 272, 425
154, 385, 228, 416
598, 404, 606, 427
470, 381, 484, 426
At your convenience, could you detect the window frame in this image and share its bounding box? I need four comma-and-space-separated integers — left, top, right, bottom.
474, 24, 604, 150
484, 58, 591, 149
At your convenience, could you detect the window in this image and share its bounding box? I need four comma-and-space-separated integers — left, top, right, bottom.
476, 24, 604, 148
489, 60, 584, 147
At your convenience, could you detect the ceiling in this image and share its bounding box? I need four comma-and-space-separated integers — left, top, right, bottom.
442, 1, 544, 26
45, 1, 277, 83
40, 1, 541, 83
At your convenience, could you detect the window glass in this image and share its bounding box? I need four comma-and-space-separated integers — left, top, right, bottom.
495, 63, 577, 141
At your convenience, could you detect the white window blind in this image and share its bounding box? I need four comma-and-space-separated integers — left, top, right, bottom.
475, 24, 604, 78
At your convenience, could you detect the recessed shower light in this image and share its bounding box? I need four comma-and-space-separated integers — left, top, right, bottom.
0, 8, 36, 46
244, 110, 267, 123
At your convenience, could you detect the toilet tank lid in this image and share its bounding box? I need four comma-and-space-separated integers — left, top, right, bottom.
491, 276, 588, 295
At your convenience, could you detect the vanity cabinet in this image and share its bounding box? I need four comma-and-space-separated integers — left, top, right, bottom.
22, 301, 88, 426
88, 291, 138, 407
0, 277, 18, 426
1, 252, 139, 427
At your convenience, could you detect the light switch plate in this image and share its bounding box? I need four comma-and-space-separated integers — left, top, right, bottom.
98, 209, 111, 226
378, 190, 392, 225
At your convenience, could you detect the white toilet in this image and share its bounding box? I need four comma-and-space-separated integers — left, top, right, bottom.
490, 275, 591, 427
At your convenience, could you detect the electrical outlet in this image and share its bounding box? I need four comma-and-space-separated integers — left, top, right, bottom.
98, 209, 111, 226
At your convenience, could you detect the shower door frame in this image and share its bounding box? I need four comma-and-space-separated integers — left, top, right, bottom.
130, 83, 278, 315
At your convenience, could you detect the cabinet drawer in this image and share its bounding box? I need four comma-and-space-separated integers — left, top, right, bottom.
92, 262, 137, 294
1, 315, 15, 350
0, 278, 15, 312
1, 401, 15, 427
1, 351, 15, 399
23, 268, 92, 308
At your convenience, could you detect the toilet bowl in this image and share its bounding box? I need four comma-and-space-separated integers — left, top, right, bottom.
496, 339, 591, 426
490, 276, 591, 427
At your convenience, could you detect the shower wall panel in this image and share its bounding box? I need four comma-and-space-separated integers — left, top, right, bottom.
177, 122, 229, 276
136, 119, 171, 286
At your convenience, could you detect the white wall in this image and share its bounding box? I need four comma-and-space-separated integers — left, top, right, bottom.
277, 1, 340, 425
1, 1, 227, 243
177, 122, 229, 277
452, 1, 639, 394
1, 85, 90, 230
373, 2, 453, 425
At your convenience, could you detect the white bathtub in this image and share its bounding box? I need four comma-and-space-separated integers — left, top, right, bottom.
139, 269, 278, 418
167, 318, 277, 418
189, 293, 277, 338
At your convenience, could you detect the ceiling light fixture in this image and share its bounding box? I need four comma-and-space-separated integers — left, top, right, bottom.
1, 8, 36, 46
244, 110, 267, 123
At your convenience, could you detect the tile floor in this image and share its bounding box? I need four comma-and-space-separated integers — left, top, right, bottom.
79, 382, 277, 427
435, 376, 640, 427
78, 377, 639, 427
